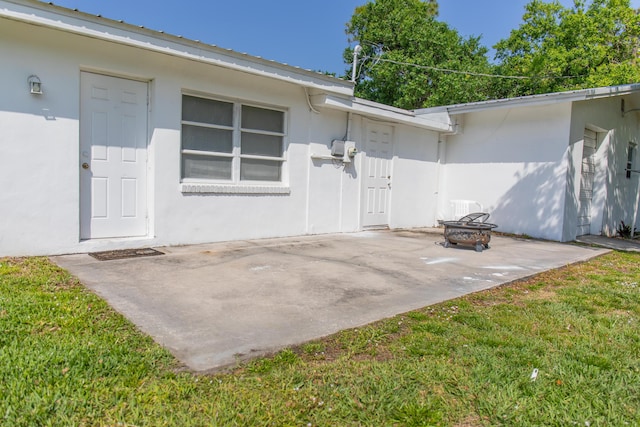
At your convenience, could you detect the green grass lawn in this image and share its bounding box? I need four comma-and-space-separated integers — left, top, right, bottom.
1, 252, 639, 426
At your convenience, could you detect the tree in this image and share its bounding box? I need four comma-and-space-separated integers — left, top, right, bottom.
344, 0, 493, 109
493, 0, 640, 98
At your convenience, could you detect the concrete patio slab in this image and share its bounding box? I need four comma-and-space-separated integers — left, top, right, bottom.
52, 230, 608, 372
576, 234, 640, 252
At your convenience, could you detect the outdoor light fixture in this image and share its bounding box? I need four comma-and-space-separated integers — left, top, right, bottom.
28, 75, 42, 95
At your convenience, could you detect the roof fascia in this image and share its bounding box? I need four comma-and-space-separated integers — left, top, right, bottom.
310, 94, 453, 132
415, 84, 640, 116
0, 0, 354, 96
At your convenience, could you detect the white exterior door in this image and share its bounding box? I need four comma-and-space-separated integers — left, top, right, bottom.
362, 122, 393, 227
577, 129, 597, 236
80, 72, 148, 240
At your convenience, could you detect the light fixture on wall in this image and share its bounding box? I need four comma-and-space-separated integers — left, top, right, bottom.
28, 75, 42, 95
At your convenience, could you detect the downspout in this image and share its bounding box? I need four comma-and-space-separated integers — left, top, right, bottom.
338, 43, 360, 232
304, 87, 320, 235
303, 87, 321, 114
434, 115, 458, 224
434, 136, 447, 225
339, 111, 354, 232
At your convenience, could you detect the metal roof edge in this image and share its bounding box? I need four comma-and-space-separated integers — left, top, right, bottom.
352, 98, 416, 117
1, 0, 354, 96
415, 83, 640, 116
310, 94, 453, 132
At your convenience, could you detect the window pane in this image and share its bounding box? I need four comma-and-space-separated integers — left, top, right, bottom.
182, 154, 232, 180
242, 105, 283, 133
183, 95, 233, 126
241, 132, 282, 157
241, 158, 282, 181
182, 125, 232, 153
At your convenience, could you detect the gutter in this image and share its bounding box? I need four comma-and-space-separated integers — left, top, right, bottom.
416, 84, 640, 116
0, 0, 354, 96
310, 93, 453, 133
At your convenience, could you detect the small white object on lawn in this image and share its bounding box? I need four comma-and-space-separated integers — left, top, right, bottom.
530, 368, 539, 381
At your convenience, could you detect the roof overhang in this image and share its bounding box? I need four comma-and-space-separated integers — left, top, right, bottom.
415, 84, 640, 116
0, 0, 354, 96
310, 94, 453, 132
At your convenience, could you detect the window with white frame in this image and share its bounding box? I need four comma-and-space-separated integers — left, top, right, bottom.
181, 94, 286, 183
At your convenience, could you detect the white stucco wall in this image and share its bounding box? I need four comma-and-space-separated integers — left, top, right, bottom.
306, 109, 361, 235
145, 53, 317, 247
0, 19, 83, 255
441, 103, 573, 241
389, 126, 440, 229
0, 15, 440, 256
568, 96, 640, 239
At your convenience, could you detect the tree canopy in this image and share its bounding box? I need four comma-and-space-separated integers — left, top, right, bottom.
494, 0, 640, 98
344, 0, 492, 109
344, 0, 640, 108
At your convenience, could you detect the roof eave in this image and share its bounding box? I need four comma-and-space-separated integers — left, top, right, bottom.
415, 83, 640, 116
1, 0, 354, 96
310, 94, 453, 132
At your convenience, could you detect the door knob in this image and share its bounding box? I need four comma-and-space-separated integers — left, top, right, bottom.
82, 162, 90, 170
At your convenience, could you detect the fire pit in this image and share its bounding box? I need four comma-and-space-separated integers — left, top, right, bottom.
442, 212, 498, 252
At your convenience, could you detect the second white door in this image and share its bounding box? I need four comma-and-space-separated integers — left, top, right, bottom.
362, 122, 393, 228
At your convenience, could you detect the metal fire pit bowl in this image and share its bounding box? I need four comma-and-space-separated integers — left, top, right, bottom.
442, 212, 498, 252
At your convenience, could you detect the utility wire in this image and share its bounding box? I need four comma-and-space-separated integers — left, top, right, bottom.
376, 58, 528, 79
369, 57, 588, 81
352, 42, 588, 81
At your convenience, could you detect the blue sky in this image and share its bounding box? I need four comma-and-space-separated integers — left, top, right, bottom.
42, 0, 640, 76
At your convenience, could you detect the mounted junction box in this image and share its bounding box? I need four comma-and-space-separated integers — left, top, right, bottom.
331, 139, 345, 157
309, 139, 357, 163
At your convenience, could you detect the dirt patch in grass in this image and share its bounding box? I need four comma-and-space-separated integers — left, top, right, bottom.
454, 413, 489, 427
294, 332, 400, 364
520, 288, 558, 302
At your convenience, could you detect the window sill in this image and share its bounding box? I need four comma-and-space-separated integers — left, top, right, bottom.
180, 183, 291, 195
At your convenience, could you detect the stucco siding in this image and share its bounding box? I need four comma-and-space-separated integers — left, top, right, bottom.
568, 96, 640, 239
0, 19, 321, 255
0, 14, 441, 256
306, 109, 360, 235
1, 20, 83, 255
441, 103, 572, 241
5, 1, 639, 255
389, 126, 440, 229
